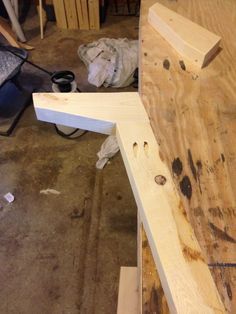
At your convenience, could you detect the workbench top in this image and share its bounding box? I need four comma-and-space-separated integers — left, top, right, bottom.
140, 0, 236, 312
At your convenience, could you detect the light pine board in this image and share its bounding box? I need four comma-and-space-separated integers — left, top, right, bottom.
140, 0, 236, 312
33, 92, 225, 313
88, 0, 100, 30
64, 0, 78, 29
117, 267, 138, 314
148, 2, 221, 68
76, 0, 89, 29
81, 0, 89, 29
33, 92, 149, 135
53, 0, 67, 28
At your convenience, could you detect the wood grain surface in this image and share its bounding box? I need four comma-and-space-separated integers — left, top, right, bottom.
64, 0, 79, 29
141, 226, 169, 313
140, 0, 236, 312
34, 90, 225, 312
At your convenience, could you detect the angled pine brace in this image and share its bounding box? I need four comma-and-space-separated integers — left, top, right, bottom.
33, 92, 225, 314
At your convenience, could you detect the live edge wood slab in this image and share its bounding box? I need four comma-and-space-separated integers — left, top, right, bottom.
140, 0, 236, 312
33, 92, 225, 313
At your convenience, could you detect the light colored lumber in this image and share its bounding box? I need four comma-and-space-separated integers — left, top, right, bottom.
76, 0, 89, 30
64, 0, 79, 29
148, 2, 221, 68
33, 91, 225, 313
81, 0, 89, 29
33, 92, 149, 135
0, 17, 34, 49
75, 0, 84, 29
117, 267, 138, 314
116, 121, 225, 314
88, 0, 99, 30
53, 0, 67, 29
141, 0, 236, 311
0, 17, 22, 47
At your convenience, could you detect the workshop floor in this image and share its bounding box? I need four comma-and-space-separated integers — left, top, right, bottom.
0, 10, 139, 314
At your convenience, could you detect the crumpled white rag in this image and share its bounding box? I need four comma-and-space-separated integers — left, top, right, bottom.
96, 135, 120, 169
78, 38, 138, 88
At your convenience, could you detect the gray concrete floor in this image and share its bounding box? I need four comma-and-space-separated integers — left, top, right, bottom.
0, 10, 138, 314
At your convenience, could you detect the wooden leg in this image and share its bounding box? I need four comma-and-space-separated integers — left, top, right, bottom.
39, 0, 44, 39
2, 0, 26, 42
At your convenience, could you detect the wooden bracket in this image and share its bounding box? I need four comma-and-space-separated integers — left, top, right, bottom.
33, 92, 225, 313
148, 3, 221, 68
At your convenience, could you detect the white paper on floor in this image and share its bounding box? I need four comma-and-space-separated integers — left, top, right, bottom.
4, 192, 15, 203
40, 189, 61, 195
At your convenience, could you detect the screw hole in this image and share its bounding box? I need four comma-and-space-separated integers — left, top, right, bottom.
155, 175, 167, 185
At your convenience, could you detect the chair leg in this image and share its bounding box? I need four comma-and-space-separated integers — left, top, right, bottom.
2, 0, 26, 42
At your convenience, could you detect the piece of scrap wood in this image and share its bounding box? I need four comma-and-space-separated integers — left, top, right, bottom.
0, 17, 34, 49
53, 0, 68, 29
148, 2, 221, 68
117, 267, 138, 314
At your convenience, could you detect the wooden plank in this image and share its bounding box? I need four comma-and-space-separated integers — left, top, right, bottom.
0, 17, 33, 49
76, 0, 89, 30
148, 2, 221, 68
75, 0, 84, 29
53, 0, 67, 28
140, 0, 236, 312
116, 121, 225, 314
33, 92, 149, 135
117, 267, 138, 314
88, 0, 99, 30
33, 92, 225, 313
64, 0, 79, 29
81, 0, 89, 29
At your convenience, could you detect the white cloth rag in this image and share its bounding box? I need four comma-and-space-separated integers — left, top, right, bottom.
78, 38, 138, 88
96, 135, 120, 169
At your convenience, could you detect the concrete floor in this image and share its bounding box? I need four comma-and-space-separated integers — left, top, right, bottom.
0, 10, 139, 314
